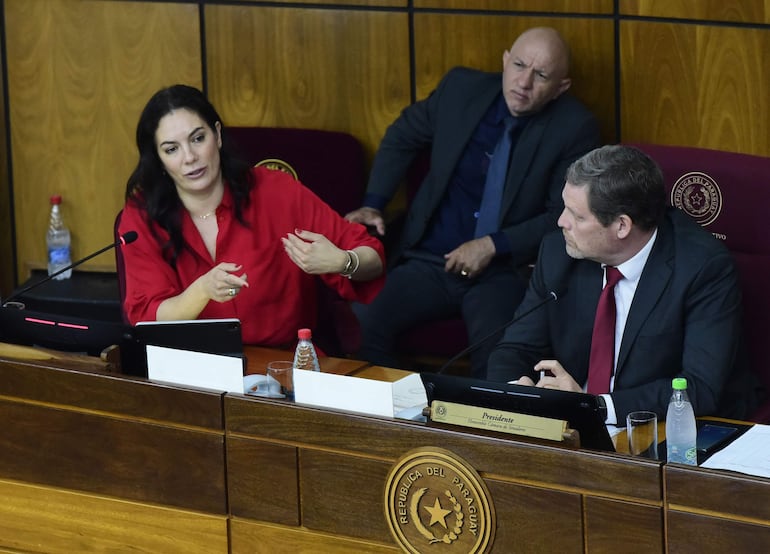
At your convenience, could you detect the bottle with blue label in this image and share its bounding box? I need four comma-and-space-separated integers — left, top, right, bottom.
47, 195, 72, 280
666, 377, 697, 465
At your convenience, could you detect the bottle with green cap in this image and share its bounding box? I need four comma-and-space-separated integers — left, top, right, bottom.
666, 377, 697, 465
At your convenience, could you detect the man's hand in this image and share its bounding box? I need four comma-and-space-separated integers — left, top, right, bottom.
533, 360, 583, 392
443, 236, 496, 278
344, 207, 385, 236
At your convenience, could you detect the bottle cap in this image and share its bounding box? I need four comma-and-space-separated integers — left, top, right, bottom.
50, 195, 62, 205
297, 328, 312, 340
672, 377, 688, 390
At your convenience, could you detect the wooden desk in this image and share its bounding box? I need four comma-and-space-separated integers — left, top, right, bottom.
0, 344, 768, 552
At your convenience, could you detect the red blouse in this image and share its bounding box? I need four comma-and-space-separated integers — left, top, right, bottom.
118, 167, 384, 346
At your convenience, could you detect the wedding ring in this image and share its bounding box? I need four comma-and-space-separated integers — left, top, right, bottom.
460, 270, 469, 277
228, 288, 236, 297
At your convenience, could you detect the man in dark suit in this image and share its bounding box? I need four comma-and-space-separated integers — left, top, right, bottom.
346, 27, 600, 377
487, 144, 758, 423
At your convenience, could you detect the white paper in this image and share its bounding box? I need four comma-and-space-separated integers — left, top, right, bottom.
146, 345, 244, 393
293, 369, 427, 419
701, 424, 770, 478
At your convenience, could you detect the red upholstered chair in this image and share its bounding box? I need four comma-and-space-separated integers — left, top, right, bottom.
630, 143, 770, 423
226, 127, 368, 356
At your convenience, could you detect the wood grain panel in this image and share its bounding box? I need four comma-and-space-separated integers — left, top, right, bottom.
0, 399, 226, 513
225, 396, 663, 502
5, 0, 202, 281
0, 358, 224, 430
619, 0, 770, 23
667, 511, 770, 552
238, 0, 404, 6
486, 478, 584, 552
0, 478, 228, 554
205, 6, 410, 162
227, 437, 300, 524
0, 58, 11, 299
665, 465, 770, 523
230, 518, 399, 553
585, 497, 663, 553
299, 449, 392, 541
620, 21, 770, 156
415, 0, 612, 12
414, 13, 617, 142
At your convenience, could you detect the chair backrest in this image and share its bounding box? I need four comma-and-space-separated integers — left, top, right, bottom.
225, 126, 367, 216
113, 209, 129, 324
630, 143, 770, 422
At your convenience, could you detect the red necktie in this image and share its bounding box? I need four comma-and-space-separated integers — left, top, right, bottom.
587, 266, 624, 395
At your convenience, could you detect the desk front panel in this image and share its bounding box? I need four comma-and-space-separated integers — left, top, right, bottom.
665, 465, 770, 551
226, 395, 664, 552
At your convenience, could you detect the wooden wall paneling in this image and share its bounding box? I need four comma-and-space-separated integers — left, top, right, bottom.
0, 478, 228, 554
230, 519, 399, 553
665, 465, 770, 524
227, 436, 300, 524
619, 0, 770, 24
205, 6, 411, 162
667, 511, 770, 552
584, 497, 664, 553
5, 0, 203, 281
225, 397, 663, 503
415, 0, 613, 13
299, 449, 393, 542
620, 21, 770, 156
241, 0, 406, 6
0, 358, 225, 430
0, 53, 12, 298
0, 398, 226, 513
485, 478, 584, 552
413, 14, 617, 143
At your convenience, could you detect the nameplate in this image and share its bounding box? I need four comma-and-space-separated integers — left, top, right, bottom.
429, 400, 567, 442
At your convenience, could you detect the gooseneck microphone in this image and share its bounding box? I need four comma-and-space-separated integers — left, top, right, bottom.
2, 231, 138, 308
436, 289, 562, 375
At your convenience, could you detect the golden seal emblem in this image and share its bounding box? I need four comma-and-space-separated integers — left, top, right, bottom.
670, 171, 722, 226
384, 447, 495, 553
254, 158, 298, 180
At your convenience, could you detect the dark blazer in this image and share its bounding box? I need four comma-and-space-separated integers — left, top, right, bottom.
487, 209, 757, 422
367, 67, 600, 266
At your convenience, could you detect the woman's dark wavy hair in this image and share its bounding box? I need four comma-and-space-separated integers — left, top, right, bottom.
565, 144, 665, 231
124, 84, 253, 267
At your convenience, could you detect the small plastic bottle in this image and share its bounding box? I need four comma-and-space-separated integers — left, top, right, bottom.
47, 195, 72, 280
666, 377, 697, 465
293, 328, 320, 372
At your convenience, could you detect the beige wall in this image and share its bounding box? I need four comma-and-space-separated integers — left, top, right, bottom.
2, 0, 769, 295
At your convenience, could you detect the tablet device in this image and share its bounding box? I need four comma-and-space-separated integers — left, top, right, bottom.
121, 318, 244, 377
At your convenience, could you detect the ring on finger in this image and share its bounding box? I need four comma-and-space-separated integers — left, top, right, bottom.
228, 287, 236, 297
460, 269, 469, 277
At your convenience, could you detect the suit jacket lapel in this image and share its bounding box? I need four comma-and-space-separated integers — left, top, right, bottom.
432, 79, 500, 188
499, 111, 548, 221
616, 221, 675, 372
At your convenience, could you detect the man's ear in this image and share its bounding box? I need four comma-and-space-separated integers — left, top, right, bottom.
616, 214, 632, 239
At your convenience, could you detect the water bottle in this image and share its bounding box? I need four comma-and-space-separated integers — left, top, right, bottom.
666, 377, 697, 465
47, 195, 72, 280
293, 328, 320, 372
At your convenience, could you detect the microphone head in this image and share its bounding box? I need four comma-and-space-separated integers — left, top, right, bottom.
120, 231, 138, 245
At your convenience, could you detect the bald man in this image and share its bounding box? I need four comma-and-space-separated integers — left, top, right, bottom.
346, 27, 600, 378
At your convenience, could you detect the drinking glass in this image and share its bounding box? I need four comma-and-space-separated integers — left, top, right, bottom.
626, 411, 658, 459
267, 361, 294, 400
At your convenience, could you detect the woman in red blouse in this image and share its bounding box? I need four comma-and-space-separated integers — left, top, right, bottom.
119, 85, 385, 347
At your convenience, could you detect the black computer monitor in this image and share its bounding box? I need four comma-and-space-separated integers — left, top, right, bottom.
420, 372, 615, 452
